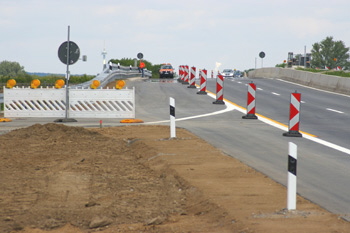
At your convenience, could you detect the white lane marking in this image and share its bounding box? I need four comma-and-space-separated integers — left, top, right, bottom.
326, 108, 344, 114
301, 101, 306, 103
145, 93, 236, 124
271, 92, 280, 96
257, 88, 263, 91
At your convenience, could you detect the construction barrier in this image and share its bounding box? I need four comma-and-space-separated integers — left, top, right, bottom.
283, 92, 302, 137
182, 65, 189, 85
178, 65, 184, 83
242, 82, 258, 119
197, 69, 207, 95
213, 74, 225, 104
188, 66, 196, 88
4, 86, 135, 119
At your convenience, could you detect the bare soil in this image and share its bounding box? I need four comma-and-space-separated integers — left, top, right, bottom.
0, 123, 349, 233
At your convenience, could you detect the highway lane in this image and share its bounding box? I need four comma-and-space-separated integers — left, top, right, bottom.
205, 77, 350, 149
128, 78, 350, 216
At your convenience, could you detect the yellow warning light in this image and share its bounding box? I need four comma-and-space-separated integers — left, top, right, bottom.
6, 79, 16, 88
116, 80, 125, 89
90, 80, 100, 89
30, 79, 41, 89
55, 79, 65, 89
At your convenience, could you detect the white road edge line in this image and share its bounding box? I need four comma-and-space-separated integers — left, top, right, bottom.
271, 92, 280, 96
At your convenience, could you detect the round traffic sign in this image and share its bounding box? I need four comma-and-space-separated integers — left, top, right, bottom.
137, 52, 143, 59
58, 41, 80, 65
259, 51, 265, 59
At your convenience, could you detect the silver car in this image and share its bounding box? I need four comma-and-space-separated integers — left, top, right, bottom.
222, 69, 234, 77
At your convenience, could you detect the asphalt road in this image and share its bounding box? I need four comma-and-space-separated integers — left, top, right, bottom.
128, 78, 350, 217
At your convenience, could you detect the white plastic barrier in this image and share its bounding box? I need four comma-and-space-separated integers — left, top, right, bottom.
4, 87, 135, 118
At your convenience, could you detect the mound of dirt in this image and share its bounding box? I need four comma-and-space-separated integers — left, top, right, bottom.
0, 124, 348, 233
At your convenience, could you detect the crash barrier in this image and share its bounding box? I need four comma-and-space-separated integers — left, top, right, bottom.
75, 64, 151, 89
213, 74, 225, 104
283, 92, 302, 137
4, 86, 135, 118
287, 142, 298, 210
188, 66, 196, 88
248, 67, 350, 95
197, 69, 207, 95
242, 82, 258, 119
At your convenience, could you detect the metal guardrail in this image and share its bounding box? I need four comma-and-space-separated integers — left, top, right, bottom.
74, 64, 152, 88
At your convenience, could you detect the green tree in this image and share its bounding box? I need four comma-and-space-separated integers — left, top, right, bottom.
311, 37, 350, 70
0, 60, 26, 77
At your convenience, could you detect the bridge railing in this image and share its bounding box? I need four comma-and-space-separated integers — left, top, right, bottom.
74, 64, 152, 88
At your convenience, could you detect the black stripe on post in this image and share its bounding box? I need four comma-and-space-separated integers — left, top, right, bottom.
170, 106, 175, 117
288, 155, 297, 176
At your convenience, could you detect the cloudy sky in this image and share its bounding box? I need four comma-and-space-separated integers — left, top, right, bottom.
1, 0, 350, 75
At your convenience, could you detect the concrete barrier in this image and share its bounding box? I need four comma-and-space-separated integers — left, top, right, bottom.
248, 68, 350, 95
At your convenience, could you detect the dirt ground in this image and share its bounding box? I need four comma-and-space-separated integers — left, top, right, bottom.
0, 123, 349, 233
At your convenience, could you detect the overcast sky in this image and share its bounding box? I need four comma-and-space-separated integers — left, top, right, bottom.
1, 0, 350, 75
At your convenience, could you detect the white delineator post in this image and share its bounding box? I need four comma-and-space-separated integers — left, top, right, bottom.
170, 97, 176, 138
287, 142, 297, 210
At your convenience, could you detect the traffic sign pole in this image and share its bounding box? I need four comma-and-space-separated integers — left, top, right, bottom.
54, 25, 78, 123
65, 26, 70, 119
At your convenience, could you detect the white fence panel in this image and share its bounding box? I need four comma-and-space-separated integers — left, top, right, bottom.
4, 87, 135, 118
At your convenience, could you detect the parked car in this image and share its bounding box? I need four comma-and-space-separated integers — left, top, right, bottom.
221, 69, 234, 77
159, 63, 174, 78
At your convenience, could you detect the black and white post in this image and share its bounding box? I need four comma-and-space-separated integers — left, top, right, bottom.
287, 142, 297, 210
170, 97, 176, 138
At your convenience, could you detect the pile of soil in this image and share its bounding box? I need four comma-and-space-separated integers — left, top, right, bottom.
0, 124, 348, 233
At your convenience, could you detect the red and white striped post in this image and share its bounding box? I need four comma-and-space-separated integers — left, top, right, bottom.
188, 66, 196, 88
178, 66, 183, 83
211, 70, 214, 78
213, 74, 225, 104
242, 82, 258, 119
283, 91, 302, 137
182, 65, 189, 85
197, 69, 207, 95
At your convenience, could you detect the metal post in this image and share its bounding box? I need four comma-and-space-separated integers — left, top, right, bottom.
65, 25, 70, 119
